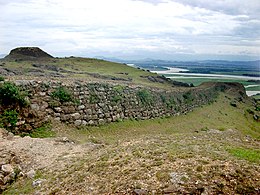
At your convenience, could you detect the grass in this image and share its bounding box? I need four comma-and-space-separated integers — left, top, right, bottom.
164, 76, 257, 87
3, 170, 44, 195
246, 85, 260, 91
23, 123, 56, 138
1, 58, 174, 89
227, 147, 260, 163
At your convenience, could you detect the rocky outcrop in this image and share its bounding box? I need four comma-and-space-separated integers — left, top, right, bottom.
4, 47, 53, 60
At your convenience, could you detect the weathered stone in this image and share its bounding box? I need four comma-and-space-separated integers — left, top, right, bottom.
54, 107, 62, 112
32, 179, 44, 187
54, 117, 60, 121
60, 114, 70, 121
71, 113, 81, 120
82, 120, 87, 126
78, 105, 85, 110
98, 119, 105, 124
85, 109, 92, 115
133, 189, 148, 195
74, 120, 82, 126
30, 104, 40, 111
1, 164, 14, 174
88, 120, 94, 125
39, 92, 46, 96
26, 169, 36, 179
54, 113, 61, 117
63, 106, 75, 114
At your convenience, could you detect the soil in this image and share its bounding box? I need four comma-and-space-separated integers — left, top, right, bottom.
1, 127, 259, 194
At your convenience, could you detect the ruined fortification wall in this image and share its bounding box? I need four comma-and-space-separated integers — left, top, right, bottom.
11, 80, 224, 131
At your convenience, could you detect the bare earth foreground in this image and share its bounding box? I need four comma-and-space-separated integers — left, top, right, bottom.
1, 94, 260, 194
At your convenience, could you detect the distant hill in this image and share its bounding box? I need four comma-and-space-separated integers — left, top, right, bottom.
4, 47, 53, 60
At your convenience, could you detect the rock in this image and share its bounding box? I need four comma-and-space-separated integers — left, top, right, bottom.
26, 169, 36, 179
98, 119, 105, 125
1, 164, 14, 174
133, 189, 148, 195
86, 109, 92, 115
16, 120, 25, 126
82, 120, 87, 126
54, 107, 62, 112
55, 137, 74, 144
6, 132, 14, 140
32, 179, 44, 187
88, 120, 94, 125
71, 113, 81, 120
30, 103, 40, 111
0, 128, 8, 138
74, 120, 82, 126
3, 173, 15, 184
163, 186, 176, 194
78, 105, 85, 110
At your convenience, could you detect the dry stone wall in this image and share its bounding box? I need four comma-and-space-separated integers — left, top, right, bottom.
14, 80, 222, 130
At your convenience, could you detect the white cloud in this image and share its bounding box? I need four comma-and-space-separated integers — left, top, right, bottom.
0, 0, 259, 60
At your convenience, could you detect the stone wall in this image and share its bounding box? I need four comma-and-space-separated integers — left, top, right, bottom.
10, 79, 228, 131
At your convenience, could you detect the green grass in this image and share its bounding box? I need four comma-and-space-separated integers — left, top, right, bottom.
164, 76, 256, 87
23, 123, 56, 138
3, 170, 44, 195
252, 94, 260, 100
245, 85, 260, 91
2, 58, 174, 89
227, 147, 260, 163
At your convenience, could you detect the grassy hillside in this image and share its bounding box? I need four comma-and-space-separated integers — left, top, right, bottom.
0, 57, 178, 89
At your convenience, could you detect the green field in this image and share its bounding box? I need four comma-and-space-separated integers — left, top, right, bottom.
164, 75, 259, 88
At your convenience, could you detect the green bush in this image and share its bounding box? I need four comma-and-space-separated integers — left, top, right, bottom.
0, 76, 4, 81
89, 93, 100, 104
183, 91, 194, 104
137, 89, 154, 105
0, 109, 18, 129
0, 82, 28, 107
166, 97, 176, 109
111, 85, 124, 103
51, 86, 73, 103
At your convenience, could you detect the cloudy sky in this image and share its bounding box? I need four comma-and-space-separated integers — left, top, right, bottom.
0, 0, 260, 60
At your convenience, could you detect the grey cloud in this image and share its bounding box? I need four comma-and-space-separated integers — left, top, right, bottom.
172, 0, 260, 17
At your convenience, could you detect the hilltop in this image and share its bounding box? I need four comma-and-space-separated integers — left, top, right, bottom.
4, 47, 53, 60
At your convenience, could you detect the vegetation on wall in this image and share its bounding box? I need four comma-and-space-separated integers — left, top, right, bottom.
0, 82, 28, 107
137, 89, 154, 106
51, 86, 74, 103
0, 82, 29, 131
0, 109, 18, 131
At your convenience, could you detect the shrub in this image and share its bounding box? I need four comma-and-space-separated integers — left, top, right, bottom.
89, 93, 100, 104
183, 91, 194, 104
0, 82, 28, 107
166, 97, 176, 109
51, 86, 73, 103
111, 85, 124, 103
112, 94, 122, 103
137, 89, 154, 105
0, 76, 4, 81
0, 109, 18, 129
